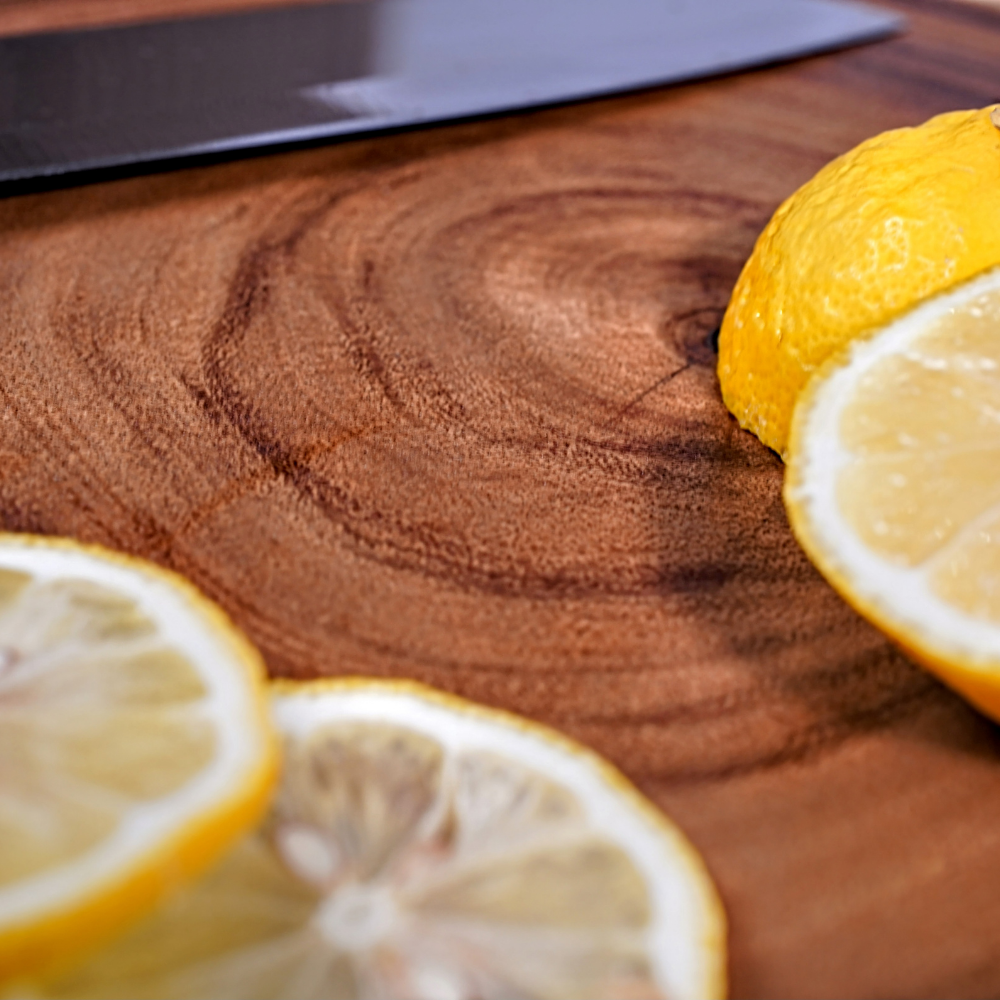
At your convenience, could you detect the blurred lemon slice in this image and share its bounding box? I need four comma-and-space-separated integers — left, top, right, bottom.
38, 679, 725, 1000
786, 266, 1000, 719
0, 535, 276, 984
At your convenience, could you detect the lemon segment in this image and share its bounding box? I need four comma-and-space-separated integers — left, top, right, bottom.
720, 105, 1000, 456
786, 267, 1000, 718
0, 535, 276, 984
36, 679, 726, 1000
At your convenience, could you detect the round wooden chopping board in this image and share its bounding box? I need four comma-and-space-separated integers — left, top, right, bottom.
3, 0, 1000, 995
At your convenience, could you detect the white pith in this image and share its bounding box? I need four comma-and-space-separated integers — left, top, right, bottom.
272, 686, 721, 1000
0, 539, 267, 929
788, 265, 1000, 670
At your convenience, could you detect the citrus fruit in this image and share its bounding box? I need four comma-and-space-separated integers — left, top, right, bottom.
719, 105, 1000, 457
37, 679, 726, 1000
785, 265, 1000, 721
0, 534, 276, 985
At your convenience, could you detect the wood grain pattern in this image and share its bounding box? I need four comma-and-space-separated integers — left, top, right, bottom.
0, 0, 338, 36
3, 0, 1000, 995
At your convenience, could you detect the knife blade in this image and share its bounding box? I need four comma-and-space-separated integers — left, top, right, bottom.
0, 0, 903, 189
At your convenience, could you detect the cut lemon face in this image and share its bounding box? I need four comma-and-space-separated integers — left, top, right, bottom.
786, 266, 1000, 719
0, 535, 276, 984
38, 679, 725, 1000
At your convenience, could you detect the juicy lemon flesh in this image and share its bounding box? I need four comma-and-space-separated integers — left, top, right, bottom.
34, 686, 718, 1000
787, 268, 1000, 718
0, 572, 214, 888
0, 539, 275, 986
720, 105, 1000, 456
837, 284, 1000, 617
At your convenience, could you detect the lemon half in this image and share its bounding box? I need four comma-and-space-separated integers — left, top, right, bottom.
786, 267, 1000, 720
38, 679, 726, 1000
0, 535, 276, 984
720, 105, 1000, 456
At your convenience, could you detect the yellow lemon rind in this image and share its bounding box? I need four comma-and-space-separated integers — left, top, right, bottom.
721, 104, 1000, 457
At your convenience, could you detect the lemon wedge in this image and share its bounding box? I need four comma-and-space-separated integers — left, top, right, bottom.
37, 679, 725, 1000
0, 535, 276, 985
786, 266, 1000, 719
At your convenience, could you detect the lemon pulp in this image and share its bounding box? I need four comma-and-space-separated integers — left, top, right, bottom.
36, 679, 726, 1000
0, 535, 275, 984
786, 267, 1000, 717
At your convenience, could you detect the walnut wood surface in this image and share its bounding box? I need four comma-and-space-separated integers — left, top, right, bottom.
4, 1, 1000, 995
0, 0, 338, 35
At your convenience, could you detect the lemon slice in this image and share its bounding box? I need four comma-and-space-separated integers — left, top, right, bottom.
0, 534, 276, 984
786, 266, 1000, 718
38, 679, 726, 1000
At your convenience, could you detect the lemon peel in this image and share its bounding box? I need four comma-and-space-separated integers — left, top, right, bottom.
720, 104, 1000, 456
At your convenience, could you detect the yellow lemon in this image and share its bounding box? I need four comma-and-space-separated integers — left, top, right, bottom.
35, 679, 726, 1000
0, 534, 276, 986
785, 267, 1000, 722
719, 105, 1000, 457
